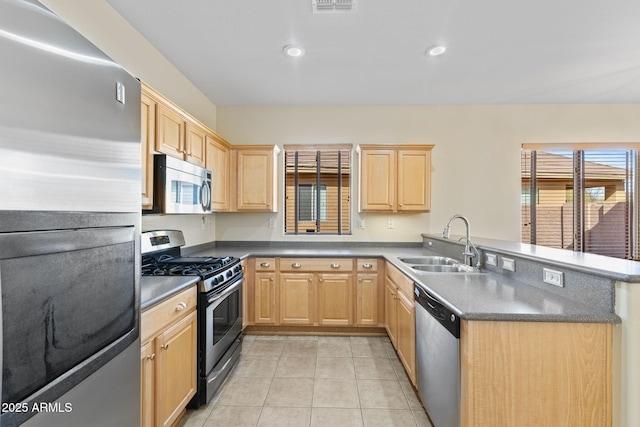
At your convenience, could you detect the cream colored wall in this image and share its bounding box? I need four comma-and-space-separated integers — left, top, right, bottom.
40, 0, 219, 248
216, 104, 640, 242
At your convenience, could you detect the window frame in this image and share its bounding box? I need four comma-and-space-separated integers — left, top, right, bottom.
521, 143, 640, 260
283, 144, 352, 235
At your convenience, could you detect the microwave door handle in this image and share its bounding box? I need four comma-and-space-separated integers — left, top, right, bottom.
201, 180, 211, 211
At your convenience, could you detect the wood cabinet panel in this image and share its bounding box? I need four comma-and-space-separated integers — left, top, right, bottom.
140, 92, 156, 210
397, 149, 431, 211
359, 149, 395, 211
385, 263, 416, 386
155, 311, 197, 427
140, 340, 155, 427
141, 286, 197, 344
141, 285, 197, 427
184, 121, 206, 167
318, 273, 353, 326
255, 272, 278, 324
280, 257, 354, 272
279, 273, 315, 325
155, 102, 185, 158
206, 134, 231, 211
236, 147, 277, 212
461, 321, 612, 427
356, 273, 378, 326
358, 144, 433, 213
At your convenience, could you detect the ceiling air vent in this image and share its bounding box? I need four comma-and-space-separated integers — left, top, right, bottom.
312, 0, 356, 13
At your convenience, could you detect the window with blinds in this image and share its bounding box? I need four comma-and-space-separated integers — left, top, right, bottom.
522, 144, 639, 260
284, 145, 351, 234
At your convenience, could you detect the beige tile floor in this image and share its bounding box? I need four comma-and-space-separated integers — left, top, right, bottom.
179, 334, 434, 427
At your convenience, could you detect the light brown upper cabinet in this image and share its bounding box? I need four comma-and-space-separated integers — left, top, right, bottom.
140, 91, 156, 210
233, 145, 280, 212
142, 84, 207, 168
357, 144, 434, 212
205, 133, 232, 211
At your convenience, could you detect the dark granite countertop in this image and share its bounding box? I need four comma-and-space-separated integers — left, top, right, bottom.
141, 276, 199, 310
186, 242, 620, 324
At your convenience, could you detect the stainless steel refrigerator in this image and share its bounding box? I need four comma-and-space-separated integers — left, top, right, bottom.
0, 0, 141, 426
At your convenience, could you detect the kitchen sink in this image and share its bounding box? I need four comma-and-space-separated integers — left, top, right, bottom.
397, 256, 459, 266
411, 264, 474, 273
396, 255, 479, 274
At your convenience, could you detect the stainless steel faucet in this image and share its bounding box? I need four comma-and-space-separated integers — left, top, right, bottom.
442, 214, 479, 268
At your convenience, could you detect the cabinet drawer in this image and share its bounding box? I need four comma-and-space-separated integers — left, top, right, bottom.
141, 285, 197, 343
280, 258, 354, 272
255, 257, 276, 271
386, 263, 414, 298
357, 258, 379, 272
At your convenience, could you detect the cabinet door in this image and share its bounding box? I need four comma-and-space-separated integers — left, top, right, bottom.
397, 149, 431, 212
140, 92, 156, 210
356, 274, 378, 326
140, 341, 155, 427
155, 311, 197, 427
279, 273, 314, 325
155, 102, 185, 159
255, 272, 278, 324
384, 279, 398, 345
236, 148, 275, 211
360, 149, 396, 212
318, 273, 353, 326
396, 289, 417, 386
206, 134, 231, 211
184, 122, 206, 167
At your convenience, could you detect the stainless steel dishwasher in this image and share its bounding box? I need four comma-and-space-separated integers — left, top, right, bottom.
414, 285, 461, 427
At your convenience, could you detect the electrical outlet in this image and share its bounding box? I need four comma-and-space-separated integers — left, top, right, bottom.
502, 257, 515, 272
543, 268, 564, 287
387, 218, 394, 229
358, 219, 365, 229
269, 218, 277, 228
201, 215, 206, 230
486, 253, 497, 266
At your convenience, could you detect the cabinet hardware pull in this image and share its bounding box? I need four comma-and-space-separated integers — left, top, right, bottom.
161, 344, 169, 350
292, 262, 301, 268
319, 278, 324, 282
175, 302, 187, 311
147, 353, 156, 361
308, 278, 312, 282
363, 263, 373, 269
270, 277, 274, 281
358, 279, 362, 282
260, 262, 270, 267
331, 263, 340, 268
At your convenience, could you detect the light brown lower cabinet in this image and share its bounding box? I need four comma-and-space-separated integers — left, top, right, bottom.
460, 320, 612, 427
247, 257, 383, 328
279, 273, 315, 325
384, 263, 417, 386
141, 286, 198, 427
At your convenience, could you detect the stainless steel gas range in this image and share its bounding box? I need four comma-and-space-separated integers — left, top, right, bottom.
141, 230, 243, 406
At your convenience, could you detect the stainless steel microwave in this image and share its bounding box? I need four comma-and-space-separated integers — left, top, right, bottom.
147, 154, 212, 214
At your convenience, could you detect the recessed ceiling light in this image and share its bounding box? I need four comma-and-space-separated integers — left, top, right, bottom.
427, 46, 447, 57
283, 44, 305, 58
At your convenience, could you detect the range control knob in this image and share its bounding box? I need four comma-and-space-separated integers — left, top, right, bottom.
450, 314, 456, 322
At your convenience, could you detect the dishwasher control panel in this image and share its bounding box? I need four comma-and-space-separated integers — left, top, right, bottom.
414, 285, 460, 338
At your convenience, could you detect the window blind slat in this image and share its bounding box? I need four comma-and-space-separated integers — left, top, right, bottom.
522, 147, 637, 260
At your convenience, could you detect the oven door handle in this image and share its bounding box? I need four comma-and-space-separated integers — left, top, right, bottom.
207, 276, 244, 304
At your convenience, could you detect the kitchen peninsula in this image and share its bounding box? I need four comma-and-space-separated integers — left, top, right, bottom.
140, 233, 637, 427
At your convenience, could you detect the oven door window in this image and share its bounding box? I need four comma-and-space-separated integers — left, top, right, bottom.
210, 283, 240, 346
0, 226, 137, 405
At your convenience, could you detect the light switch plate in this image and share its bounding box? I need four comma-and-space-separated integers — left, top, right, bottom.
502, 257, 515, 272
543, 268, 564, 287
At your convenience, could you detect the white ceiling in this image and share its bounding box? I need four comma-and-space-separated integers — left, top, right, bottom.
106, 0, 640, 106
